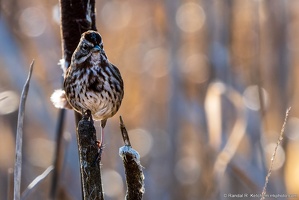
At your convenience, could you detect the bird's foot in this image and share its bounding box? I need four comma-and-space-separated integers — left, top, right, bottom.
96, 140, 102, 148
93, 140, 104, 165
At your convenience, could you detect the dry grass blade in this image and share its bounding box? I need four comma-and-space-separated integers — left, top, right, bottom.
14, 60, 34, 200
213, 85, 246, 176
260, 107, 291, 200
21, 166, 54, 200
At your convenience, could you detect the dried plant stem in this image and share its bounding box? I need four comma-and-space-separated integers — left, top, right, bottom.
260, 107, 291, 200
77, 114, 104, 200
51, 0, 98, 198
119, 117, 144, 200
119, 116, 131, 146
14, 60, 34, 200
50, 109, 65, 199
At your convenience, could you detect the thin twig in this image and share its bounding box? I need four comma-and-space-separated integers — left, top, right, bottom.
21, 166, 54, 200
260, 107, 291, 200
14, 60, 34, 200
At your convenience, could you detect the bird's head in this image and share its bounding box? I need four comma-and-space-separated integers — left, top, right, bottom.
72, 30, 107, 66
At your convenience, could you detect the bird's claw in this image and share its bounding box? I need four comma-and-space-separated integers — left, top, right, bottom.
93, 140, 104, 165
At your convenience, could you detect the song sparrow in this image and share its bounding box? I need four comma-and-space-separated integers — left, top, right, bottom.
51, 30, 124, 144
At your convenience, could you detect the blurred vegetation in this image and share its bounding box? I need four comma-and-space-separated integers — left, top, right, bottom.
0, 0, 299, 199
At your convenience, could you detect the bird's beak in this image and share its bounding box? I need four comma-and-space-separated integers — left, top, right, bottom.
92, 45, 101, 53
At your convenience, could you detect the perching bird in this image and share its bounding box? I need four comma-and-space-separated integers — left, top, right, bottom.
51, 30, 124, 146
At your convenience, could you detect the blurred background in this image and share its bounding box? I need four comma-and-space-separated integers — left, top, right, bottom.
1, 0, 299, 199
